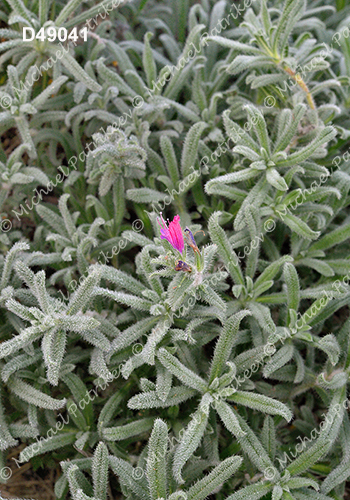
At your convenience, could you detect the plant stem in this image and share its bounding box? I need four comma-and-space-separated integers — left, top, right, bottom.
283, 65, 316, 110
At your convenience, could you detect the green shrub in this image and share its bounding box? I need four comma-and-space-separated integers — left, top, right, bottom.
0, 0, 350, 498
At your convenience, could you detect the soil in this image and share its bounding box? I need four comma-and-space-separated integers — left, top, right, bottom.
0, 445, 57, 500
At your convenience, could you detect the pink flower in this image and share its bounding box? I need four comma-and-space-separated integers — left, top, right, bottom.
157, 213, 184, 253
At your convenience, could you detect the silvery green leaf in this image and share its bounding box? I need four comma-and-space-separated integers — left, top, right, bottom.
283, 127, 336, 167
208, 212, 244, 286
140, 246, 164, 296
90, 347, 113, 382
31, 76, 68, 109
156, 96, 200, 122
128, 387, 196, 409
232, 145, 261, 161
309, 222, 350, 252
0, 325, 44, 359
109, 456, 149, 500
143, 32, 157, 89
168, 494, 187, 500
285, 477, 319, 490
147, 419, 168, 500
233, 345, 271, 375
142, 320, 171, 365
65, 463, 94, 499
9, 376, 66, 409
199, 284, 226, 315
247, 302, 276, 334
209, 310, 251, 383
187, 456, 242, 500
0, 388, 19, 450
156, 359, 172, 402
47, 47, 101, 92
164, 23, 206, 100
225, 482, 272, 500
307, 294, 350, 328
0, 241, 29, 289
283, 263, 300, 313
286, 438, 331, 478
181, 122, 207, 177
287, 387, 346, 476
62, 373, 93, 425
206, 36, 262, 54
225, 406, 276, 474
5, 0, 32, 21
92, 442, 109, 500
293, 350, 305, 384
8, 423, 38, 438
42, 328, 67, 386
157, 348, 207, 392
173, 394, 212, 483
266, 168, 288, 191
261, 415, 276, 461
250, 73, 285, 88
55, 473, 69, 499
226, 55, 274, 75
36, 204, 68, 238
229, 391, 292, 421
78, 326, 111, 352
126, 188, 167, 204
272, 485, 283, 500
315, 334, 340, 366
244, 105, 271, 155
254, 255, 293, 291
102, 417, 154, 441
282, 213, 320, 240
160, 135, 180, 184
222, 109, 260, 151
316, 371, 347, 390
1, 349, 42, 383
8, 172, 33, 183
300, 259, 335, 277
67, 398, 88, 432
110, 317, 159, 354
272, 0, 306, 53
67, 268, 101, 315
321, 459, 350, 494
19, 432, 76, 463
58, 193, 76, 239
55, 0, 85, 24
214, 399, 246, 438
98, 391, 124, 434
93, 287, 152, 312
292, 492, 333, 500
263, 344, 294, 378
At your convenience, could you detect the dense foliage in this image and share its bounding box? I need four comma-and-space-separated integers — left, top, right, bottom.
0, 0, 350, 498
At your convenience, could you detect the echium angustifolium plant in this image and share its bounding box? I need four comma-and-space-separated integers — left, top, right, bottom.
1, 0, 350, 498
